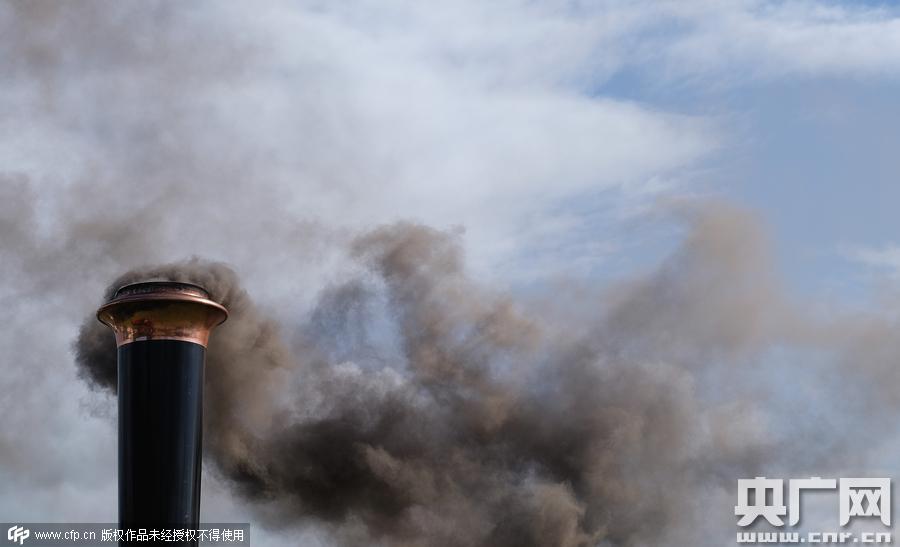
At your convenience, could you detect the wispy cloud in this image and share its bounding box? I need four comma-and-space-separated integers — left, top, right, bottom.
843, 244, 900, 278
607, 0, 900, 82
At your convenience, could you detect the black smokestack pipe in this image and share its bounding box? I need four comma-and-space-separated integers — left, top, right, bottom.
97, 282, 227, 545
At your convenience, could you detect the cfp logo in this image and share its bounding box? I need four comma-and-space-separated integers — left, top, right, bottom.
6, 526, 29, 546
736, 477, 891, 527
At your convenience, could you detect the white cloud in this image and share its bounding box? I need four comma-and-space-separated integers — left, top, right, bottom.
7, 0, 898, 280
0, 0, 721, 281
638, 0, 900, 81
843, 244, 900, 278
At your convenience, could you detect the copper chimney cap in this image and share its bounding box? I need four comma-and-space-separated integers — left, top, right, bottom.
97, 280, 228, 348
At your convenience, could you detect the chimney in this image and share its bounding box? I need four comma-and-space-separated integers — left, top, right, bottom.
97, 281, 227, 544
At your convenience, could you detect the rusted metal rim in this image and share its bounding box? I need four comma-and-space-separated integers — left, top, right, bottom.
97, 281, 228, 348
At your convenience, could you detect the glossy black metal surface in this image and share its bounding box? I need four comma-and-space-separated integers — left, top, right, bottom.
118, 340, 204, 546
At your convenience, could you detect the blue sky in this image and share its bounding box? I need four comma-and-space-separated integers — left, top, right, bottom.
572, 2, 900, 302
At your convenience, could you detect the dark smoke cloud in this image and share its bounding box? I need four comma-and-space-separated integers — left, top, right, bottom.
73, 206, 899, 547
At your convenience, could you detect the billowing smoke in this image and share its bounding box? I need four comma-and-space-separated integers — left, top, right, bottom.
71, 205, 900, 546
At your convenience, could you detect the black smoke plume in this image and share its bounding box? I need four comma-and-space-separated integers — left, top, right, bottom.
74, 207, 900, 546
